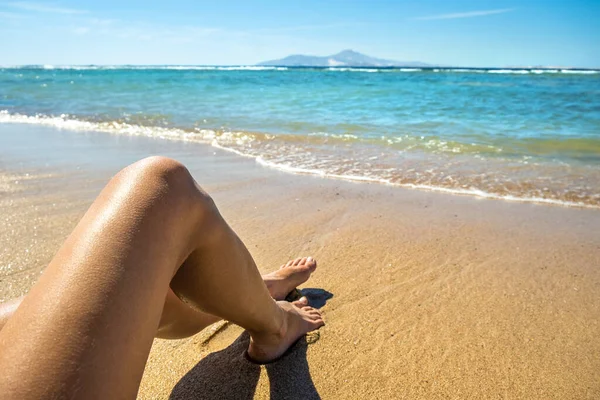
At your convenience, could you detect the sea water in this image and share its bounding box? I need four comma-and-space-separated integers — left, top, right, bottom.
1, 66, 599, 207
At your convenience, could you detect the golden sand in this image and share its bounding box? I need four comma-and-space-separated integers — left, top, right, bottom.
1, 135, 599, 399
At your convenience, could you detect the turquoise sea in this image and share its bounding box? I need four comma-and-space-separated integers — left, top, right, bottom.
1, 66, 599, 207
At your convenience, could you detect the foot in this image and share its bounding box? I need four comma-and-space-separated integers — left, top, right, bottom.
262, 257, 317, 300
247, 298, 324, 363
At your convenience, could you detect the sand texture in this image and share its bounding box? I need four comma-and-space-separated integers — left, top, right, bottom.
1, 125, 599, 399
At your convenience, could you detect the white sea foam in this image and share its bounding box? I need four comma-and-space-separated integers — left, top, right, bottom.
487, 69, 598, 75
1, 110, 597, 209
0, 111, 211, 143
120, 65, 289, 71
37, 65, 107, 70
488, 69, 530, 74
152, 66, 216, 70
326, 67, 378, 72
255, 157, 388, 182
61, 66, 101, 70
441, 69, 487, 73
531, 69, 559, 74
212, 66, 288, 71
397, 183, 597, 208
2, 65, 599, 75
254, 154, 598, 209
560, 69, 598, 74
0, 65, 289, 71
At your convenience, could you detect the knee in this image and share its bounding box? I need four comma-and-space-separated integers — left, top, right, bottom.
118, 156, 216, 216
126, 156, 191, 193
131, 156, 189, 183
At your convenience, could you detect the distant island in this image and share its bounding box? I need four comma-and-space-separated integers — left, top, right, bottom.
258, 49, 432, 68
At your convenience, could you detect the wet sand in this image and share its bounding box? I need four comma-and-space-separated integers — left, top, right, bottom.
1, 124, 599, 399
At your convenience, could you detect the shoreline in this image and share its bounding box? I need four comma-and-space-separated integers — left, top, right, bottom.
1, 124, 599, 398
1, 116, 598, 210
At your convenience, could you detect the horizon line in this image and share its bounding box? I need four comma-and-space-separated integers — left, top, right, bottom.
1, 64, 597, 70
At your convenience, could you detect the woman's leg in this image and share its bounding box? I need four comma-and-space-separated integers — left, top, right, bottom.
0, 296, 22, 331
0, 157, 323, 399
0, 258, 317, 340
158, 257, 317, 339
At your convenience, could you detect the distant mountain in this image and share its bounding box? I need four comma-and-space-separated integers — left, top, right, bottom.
258, 50, 432, 68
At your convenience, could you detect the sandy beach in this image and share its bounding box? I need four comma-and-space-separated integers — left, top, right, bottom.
1, 124, 599, 399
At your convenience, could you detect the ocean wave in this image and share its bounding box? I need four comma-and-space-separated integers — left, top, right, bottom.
488, 69, 531, 74
531, 69, 560, 74
0, 65, 289, 71
0, 111, 209, 142
212, 66, 288, 71
436, 69, 488, 73
432, 68, 599, 75
325, 67, 421, 73
124, 65, 290, 71
326, 67, 379, 72
16, 65, 115, 70
2, 65, 599, 75
560, 69, 598, 74
251, 152, 598, 209
487, 69, 598, 75
1, 110, 598, 209
308, 131, 360, 140
3, 111, 598, 160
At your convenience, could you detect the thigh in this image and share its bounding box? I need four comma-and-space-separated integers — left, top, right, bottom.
0, 157, 203, 399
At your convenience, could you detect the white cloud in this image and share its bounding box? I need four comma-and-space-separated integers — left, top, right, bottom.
0, 5, 360, 65
414, 8, 515, 21
67, 18, 222, 43
7, 1, 87, 15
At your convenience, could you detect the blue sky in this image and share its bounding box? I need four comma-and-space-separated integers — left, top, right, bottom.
1, 0, 598, 67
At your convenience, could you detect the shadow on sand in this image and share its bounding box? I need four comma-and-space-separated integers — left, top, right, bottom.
169, 289, 333, 400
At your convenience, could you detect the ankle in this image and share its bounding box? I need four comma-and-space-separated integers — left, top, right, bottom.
250, 302, 287, 340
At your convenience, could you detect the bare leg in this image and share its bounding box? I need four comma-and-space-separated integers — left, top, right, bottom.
0, 157, 323, 399
0, 297, 22, 331
0, 258, 317, 340
158, 257, 317, 339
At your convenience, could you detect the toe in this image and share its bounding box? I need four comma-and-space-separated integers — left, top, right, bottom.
293, 297, 308, 307
293, 257, 304, 266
